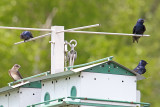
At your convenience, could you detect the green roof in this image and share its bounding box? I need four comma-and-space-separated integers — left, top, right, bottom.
72, 61, 145, 80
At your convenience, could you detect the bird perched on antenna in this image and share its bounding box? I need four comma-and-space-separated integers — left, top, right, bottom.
8, 64, 23, 81
133, 60, 148, 75
20, 31, 33, 42
132, 18, 146, 43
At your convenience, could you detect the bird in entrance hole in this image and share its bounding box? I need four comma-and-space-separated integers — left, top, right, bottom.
20, 31, 33, 42
8, 64, 23, 81
133, 60, 148, 75
132, 18, 146, 43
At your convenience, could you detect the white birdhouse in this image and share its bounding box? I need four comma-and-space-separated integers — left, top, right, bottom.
26, 60, 148, 107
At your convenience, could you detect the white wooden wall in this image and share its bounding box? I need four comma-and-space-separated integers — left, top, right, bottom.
80, 72, 137, 101
19, 88, 41, 107
0, 92, 9, 107
41, 74, 81, 104
41, 72, 138, 106
0, 88, 41, 107
8, 89, 20, 107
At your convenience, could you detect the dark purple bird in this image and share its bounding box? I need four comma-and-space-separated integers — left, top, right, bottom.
133, 60, 148, 75
133, 18, 146, 43
20, 31, 33, 42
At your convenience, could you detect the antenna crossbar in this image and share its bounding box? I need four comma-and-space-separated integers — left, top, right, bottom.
56, 24, 100, 33
65, 31, 150, 37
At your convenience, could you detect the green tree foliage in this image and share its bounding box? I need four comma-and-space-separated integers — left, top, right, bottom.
0, 0, 159, 106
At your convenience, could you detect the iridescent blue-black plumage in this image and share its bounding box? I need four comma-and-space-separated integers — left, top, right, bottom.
133, 60, 148, 75
20, 31, 33, 42
133, 19, 146, 43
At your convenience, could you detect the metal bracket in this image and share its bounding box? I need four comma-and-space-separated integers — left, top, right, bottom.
49, 41, 55, 44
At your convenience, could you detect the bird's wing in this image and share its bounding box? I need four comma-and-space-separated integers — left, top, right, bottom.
133, 25, 136, 34
139, 66, 146, 74
133, 66, 140, 72
143, 25, 146, 32
17, 71, 23, 79
30, 33, 33, 38
8, 70, 16, 81
142, 68, 146, 74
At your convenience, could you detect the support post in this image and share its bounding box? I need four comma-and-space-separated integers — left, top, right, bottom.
51, 26, 64, 74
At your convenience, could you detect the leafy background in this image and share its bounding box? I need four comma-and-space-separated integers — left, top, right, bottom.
0, 0, 159, 106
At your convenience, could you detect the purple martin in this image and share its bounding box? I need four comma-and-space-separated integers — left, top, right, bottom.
132, 19, 146, 43
20, 31, 33, 42
8, 64, 23, 81
133, 60, 148, 75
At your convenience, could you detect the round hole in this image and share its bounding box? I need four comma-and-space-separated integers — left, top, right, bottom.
52, 81, 54, 84
69, 77, 70, 79
70, 86, 77, 100
78, 75, 80, 77
65, 78, 67, 80
108, 70, 110, 72
101, 65, 104, 67
33, 93, 35, 95
43, 84, 44, 86
44, 92, 50, 105
56, 80, 58, 83
122, 80, 124, 82
94, 78, 96, 80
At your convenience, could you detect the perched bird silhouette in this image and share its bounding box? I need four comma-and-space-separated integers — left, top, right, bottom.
132, 18, 146, 43
20, 31, 33, 42
8, 64, 23, 81
133, 60, 148, 75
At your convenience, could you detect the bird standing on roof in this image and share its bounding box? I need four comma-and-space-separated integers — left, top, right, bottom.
133, 60, 148, 75
8, 64, 23, 81
20, 31, 33, 42
132, 18, 146, 43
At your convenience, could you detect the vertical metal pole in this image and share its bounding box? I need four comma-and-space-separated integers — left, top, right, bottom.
51, 26, 64, 74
